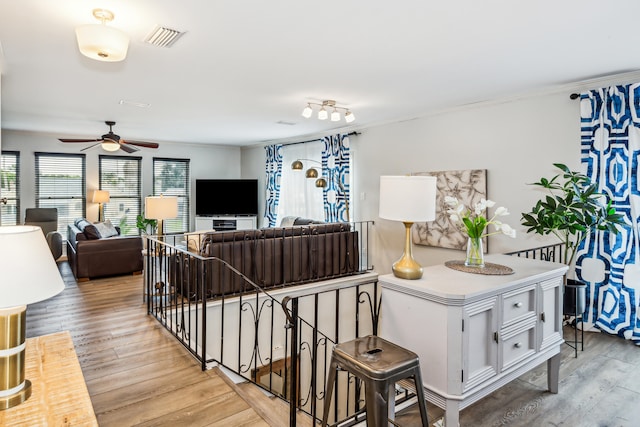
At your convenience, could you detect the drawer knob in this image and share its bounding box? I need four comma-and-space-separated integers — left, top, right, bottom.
514, 342, 523, 348
514, 302, 523, 308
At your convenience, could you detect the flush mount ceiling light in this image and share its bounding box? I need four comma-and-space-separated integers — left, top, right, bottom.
75, 9, 129, 62
302, 100, 355, 124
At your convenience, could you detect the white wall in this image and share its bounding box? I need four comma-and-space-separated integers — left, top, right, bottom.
1, 129, 243, 228
243, 90, 583, 275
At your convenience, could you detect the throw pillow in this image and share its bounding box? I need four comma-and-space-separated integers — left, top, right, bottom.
93, 220, 119, 238
75, 218, 92, 231
83, 224, 101, 240
279, 216, 298, 227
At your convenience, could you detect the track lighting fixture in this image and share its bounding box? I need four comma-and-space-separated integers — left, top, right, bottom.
301, 100, 355, 123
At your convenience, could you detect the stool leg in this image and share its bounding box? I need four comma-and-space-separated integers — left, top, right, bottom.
365, 380, 390, 427
322, 356, 338, 427
411, 369, 430, 427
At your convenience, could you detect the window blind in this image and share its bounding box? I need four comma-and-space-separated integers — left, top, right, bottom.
153, 157, 190, 233
1, 151, 20, 225
35, 152, 86, 234
99, 155, 142, 236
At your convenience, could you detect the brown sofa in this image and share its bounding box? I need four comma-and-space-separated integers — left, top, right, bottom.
169, 222, 359, 300
67, 218, 143, 281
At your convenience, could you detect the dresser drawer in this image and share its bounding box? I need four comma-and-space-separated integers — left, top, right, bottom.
502, 285, 536, 327
501, 322, 536, 370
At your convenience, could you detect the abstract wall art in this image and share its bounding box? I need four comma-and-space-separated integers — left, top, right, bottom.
412, 169, 487, 250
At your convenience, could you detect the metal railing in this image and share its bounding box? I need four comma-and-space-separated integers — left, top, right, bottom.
144, 221, 378, 426
506, 243, 564, 263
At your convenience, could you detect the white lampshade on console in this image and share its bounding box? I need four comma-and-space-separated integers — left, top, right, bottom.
379, 175, 437, 279
0, 226, 65, 409
145, 195, 178, 238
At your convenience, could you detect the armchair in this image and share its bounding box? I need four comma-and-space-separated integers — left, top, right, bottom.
24, 208, 63, 260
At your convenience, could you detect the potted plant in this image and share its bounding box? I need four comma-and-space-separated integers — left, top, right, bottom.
520, 163, 624, 314
136, 213, 157, 235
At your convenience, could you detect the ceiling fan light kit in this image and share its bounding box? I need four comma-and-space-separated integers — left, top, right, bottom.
58, 121, 160, 153
76, 9, 129, 62
301, 100, 355, 123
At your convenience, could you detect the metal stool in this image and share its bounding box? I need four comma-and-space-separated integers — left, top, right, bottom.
321, 335, 429, 427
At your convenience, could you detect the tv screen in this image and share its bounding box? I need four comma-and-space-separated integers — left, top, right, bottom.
195, 179, 258, 216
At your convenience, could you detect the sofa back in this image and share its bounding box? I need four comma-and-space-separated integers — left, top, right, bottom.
171, 223, 359, 299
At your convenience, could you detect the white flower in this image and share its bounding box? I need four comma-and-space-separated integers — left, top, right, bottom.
495, 206, 509, 216
444, 194, 516, 240
500, 224, 516, 238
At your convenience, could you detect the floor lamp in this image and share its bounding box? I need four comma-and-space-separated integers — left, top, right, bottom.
0, 226, 65, 410
92, 189, 110, 222
379, 175, 437, 280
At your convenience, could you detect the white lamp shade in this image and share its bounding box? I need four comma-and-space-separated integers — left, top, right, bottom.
145, 195, 178, 220
0, 226, 65, 308
379, 175, 437, 222
92, 189, 110, 204
76, 24, 129, 62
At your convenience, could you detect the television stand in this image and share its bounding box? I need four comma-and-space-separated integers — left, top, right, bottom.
194, 215, 257, 231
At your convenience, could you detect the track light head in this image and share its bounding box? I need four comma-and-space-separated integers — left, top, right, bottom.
302, 104, 313, 118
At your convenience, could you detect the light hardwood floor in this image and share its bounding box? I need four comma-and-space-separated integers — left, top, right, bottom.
24, 261, 640, 427
25, 261, 276, 427
396, 317, 640, 426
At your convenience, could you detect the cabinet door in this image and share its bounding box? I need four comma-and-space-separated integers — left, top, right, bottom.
462, 297, 499, 392
538, 277, 563, 351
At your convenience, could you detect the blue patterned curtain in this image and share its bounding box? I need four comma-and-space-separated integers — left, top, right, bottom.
264, 144, 283, 227
579, 84, 640, 344
321, 134, 350, 222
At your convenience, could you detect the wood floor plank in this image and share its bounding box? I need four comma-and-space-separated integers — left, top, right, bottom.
25, 262, 274, 427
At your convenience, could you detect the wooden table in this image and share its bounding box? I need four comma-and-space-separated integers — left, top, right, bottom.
0, 331, 98, 426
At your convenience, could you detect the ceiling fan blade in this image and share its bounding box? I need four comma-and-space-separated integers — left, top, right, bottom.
122, 139, 159, 149
119, 143, 139, 153
80, 142, 102, 151
59, 138, 102, 143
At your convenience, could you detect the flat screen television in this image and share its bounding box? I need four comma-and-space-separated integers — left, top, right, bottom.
195, 179, 259, 216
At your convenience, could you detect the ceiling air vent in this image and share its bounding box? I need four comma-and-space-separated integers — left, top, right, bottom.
144, 26, 185, 48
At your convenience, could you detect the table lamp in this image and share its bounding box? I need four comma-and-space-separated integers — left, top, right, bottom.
144, 195, 178, 239
0, 225, 65, 410
92, 189, 110, 222
379, 175, 437, 279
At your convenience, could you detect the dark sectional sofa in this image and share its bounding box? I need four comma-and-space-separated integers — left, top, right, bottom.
67, 218, 143, 281
168, 222, 359, 300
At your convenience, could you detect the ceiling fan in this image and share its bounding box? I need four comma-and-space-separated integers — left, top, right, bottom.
58, 121, 160, 153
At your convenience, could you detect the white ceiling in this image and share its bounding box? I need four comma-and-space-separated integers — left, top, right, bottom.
2, 0, 640, 148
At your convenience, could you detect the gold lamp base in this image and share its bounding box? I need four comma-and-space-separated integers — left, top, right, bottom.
0, 380, 32, 410
0, 306, 32, 410
391, 221, 423, 280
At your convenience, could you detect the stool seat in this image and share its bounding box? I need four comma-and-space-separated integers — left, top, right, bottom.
322, 335, 429, 427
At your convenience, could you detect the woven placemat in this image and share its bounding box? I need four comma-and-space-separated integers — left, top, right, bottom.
445, 260, 514, 275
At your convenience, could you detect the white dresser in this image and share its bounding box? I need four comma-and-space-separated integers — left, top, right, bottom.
379, 254, 568, 427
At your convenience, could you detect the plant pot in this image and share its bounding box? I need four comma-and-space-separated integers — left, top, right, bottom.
563, 279, 587, 316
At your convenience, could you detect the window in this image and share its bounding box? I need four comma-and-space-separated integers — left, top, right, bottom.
1, 151, 20, 225
35, 152, 86, 234
275, 141, 325, 225
99, 155, 142, 236
153, 158, 190, 233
